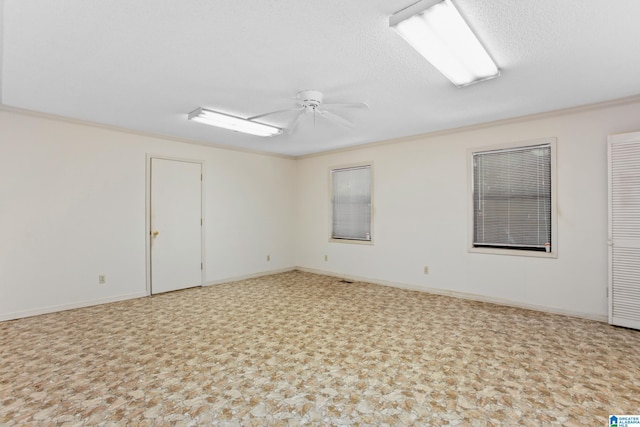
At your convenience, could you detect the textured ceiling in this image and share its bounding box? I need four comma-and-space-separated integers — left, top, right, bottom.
2, 0, 640, 156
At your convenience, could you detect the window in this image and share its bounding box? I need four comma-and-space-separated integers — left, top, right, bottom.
472, 140, 554, 254
331, 164, 372, 242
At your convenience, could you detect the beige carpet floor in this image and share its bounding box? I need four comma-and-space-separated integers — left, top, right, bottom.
1, 271, 639, 426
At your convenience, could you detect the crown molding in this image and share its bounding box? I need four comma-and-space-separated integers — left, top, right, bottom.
295, 94, 640, 159
0, 104, 296, 160
3, 93, 640, 161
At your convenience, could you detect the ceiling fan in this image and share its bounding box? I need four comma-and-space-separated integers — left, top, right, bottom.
248, 90, 368, 134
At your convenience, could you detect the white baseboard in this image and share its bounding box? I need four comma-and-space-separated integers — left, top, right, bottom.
205, 267, 297, 286
2, 267, 607, 324
0, 268, 297, 322
0, 291, 148, 322
295, 267, 608, 323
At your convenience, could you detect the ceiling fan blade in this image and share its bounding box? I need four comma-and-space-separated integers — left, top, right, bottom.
323, 102, 369, 109
320, 110, 354, 129
286, 110, 306, 134
248, 107, 303, 121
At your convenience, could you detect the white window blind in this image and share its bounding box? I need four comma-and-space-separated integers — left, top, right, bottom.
473, 144, 552, 252
332, 165, 371, 241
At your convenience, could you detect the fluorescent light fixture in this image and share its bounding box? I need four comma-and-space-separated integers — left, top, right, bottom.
188, 107, 282, 137
390, 0, 499, 87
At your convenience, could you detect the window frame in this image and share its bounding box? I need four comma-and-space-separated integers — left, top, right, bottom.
468, 137, 557, 258
329, 162, 374, 245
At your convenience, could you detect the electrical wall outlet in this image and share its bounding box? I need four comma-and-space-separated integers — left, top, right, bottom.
267, 255, 270, 261
424, 266, 429, 275
98, 274, 106, 284
324, 255, 328, 262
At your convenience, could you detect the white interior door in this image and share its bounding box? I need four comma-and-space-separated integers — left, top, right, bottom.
608, 131, 640, 330
150, 158, 203, 294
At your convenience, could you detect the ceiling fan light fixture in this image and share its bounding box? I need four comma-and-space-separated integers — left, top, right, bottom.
390, 0, 499, 87
188, 107, 282, 137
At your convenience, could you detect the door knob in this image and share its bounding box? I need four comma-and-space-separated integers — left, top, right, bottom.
152, 230, 159, 237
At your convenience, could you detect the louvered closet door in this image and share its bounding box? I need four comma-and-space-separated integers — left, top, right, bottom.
609, 131, 640, 330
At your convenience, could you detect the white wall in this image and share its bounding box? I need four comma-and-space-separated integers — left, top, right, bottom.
295, 100, 640, 321
3, 99, 639, 322
0, 109, 296, 320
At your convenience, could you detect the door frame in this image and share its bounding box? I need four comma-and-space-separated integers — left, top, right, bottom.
145, 154, 206, 296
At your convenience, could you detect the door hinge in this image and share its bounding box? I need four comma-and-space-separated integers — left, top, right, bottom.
201, 174, 203, 181
201, 262, 203, 270
201, 218, 203, 226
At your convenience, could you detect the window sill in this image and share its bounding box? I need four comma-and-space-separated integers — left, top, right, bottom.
468, 246, 557, 258
330, 238, 374, 246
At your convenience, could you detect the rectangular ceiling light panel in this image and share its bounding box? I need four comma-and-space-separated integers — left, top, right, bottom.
390, 0, 499, 87
188, 108, 282, 137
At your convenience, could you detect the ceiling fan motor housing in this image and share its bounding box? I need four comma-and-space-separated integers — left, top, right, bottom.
297, 90, 323, 109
